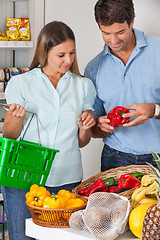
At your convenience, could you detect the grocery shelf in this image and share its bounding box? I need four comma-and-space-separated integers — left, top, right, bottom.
6, 0, 27, 2
26, 218, 139, 240
0, 41, 33, 49
0, 93, 5, 100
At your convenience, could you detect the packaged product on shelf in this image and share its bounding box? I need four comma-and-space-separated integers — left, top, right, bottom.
3, 68, 10, 89
4, 68, 10, 81
0, 69, 5, 93
20, 67, 30, 73
19, 18, 30, 41
0, 69, 4, 82
9, 67, 20, 77
6, 18, 20, 40
0, 32, 8, 41
2, 67, 30, 90
0, 83, 4, 93
9, 67, 29, 76
6, 18, 31, 41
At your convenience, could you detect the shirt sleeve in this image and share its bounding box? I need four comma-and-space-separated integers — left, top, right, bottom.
84, 61, 96, 88
93, 95, 106, 119
5, 75, 25, 106
82, 77, 96, 112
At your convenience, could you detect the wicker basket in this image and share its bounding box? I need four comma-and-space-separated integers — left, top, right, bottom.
72, 165, 153, 203
26, 199, 87, 228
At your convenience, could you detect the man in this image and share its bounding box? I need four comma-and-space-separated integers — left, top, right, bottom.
85, 0, 160, 171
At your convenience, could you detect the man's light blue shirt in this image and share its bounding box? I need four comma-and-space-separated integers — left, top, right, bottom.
5, 69, 96, 186
85, 28, 160, 154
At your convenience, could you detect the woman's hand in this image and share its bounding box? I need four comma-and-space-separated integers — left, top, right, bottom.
7, 103, 26, 118
3, 103, 26, 140
78, 110, 96, 130
78, 110, 95, 148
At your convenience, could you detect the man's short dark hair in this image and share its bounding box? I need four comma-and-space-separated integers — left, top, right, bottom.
95, 0, 135, 26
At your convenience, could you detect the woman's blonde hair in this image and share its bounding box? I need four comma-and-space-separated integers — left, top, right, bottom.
30, 21, 81, 76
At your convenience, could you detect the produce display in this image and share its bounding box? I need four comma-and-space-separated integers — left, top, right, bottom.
26, 185, 85, 209
69, 191, 131, 240
131, 174, 158, 208
129, 203, 154, 239
78, 172, 142, 196
25, 185, 86, 226
107, 106, 130, 127
25, 184, 50, 207
142, 153, 160, 240
129, 152, 160, 240
26, 161, 160, 236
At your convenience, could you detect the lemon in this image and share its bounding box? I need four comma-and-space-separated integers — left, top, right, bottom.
129, 203, 152, 239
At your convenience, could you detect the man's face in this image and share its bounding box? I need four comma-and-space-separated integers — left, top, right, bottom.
99, 20, 134, 53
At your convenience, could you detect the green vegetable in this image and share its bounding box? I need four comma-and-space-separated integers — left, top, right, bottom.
129, 172, 144, 180
104, 177, 116, 188
114, 181, 118, 186
115, 187, 131, 194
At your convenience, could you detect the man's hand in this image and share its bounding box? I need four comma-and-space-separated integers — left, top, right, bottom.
97, 115, 115, 133
122, 103, 155, 127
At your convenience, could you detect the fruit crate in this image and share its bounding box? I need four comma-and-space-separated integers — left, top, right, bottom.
72, 165, 153, 202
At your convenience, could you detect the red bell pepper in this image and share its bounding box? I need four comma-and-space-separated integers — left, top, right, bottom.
109, 186, 119, 193
107, 106, 130, 127
118, 174, 141, 189
101, 188, 109, 192
78, 186, 89, 195
84, 179, 108, 197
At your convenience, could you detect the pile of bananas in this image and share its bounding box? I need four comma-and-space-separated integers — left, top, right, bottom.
131, 174, 158, 208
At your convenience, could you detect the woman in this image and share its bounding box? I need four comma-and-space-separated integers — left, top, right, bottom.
3, 21, 96, 240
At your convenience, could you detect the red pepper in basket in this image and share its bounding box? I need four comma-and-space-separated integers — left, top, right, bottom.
118, 174, 141, 189
78, 186, 89, 195
84, 179, 108, 197
109, 186, 119, 193
107, 106, 130, 127
101, 188, 109, 192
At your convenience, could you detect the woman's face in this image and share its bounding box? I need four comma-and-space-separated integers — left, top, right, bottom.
46, 39, 75, 74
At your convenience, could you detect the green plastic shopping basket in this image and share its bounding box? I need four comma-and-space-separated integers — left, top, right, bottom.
0, 104, 59, 190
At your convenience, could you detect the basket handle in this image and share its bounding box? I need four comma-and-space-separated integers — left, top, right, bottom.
21, 113, 41, 145
0, 103, 41, 145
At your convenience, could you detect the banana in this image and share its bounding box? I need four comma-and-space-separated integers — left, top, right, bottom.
145, 181, 158, 198
141, 174, 156, 187
131, 180, 159, 208
138, 197, 158, 205
133, 197, 158, 208
131, 186, 148, 208
131, 186, 144, 200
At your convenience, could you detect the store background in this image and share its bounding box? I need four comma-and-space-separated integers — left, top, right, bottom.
44, 0, 160, 180
1, 0, 160, 181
